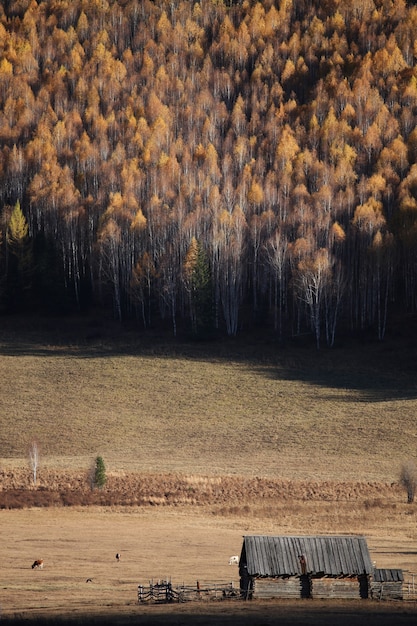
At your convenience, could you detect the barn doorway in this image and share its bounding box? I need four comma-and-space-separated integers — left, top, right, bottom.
300, 574, 312, 598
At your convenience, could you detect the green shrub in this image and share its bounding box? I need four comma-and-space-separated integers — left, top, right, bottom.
93, 456, 107, 489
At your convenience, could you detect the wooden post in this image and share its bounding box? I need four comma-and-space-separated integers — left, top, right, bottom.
379, 582, 384, 601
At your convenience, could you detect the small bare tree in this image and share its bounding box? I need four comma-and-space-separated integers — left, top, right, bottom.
28, 440, 40, 487
400, 460, 417, 504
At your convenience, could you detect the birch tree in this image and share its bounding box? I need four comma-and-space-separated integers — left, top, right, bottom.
28, 440, 40, 487
295, 248, 332, 349
216, 206, 248, 336
265, 229, 288, 340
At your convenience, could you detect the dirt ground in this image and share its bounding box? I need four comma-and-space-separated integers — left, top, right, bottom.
2, 504, 417, 625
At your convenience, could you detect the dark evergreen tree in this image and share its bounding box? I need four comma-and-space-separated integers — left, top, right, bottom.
192, 241, 215, 339
184, 238, 215, 339
93, 456, 107, 490
32, 233, 73, 314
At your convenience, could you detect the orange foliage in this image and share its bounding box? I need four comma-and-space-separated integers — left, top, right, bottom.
0, 0, 416, 340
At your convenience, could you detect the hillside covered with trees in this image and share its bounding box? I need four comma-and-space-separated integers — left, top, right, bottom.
1, 0, 417, 346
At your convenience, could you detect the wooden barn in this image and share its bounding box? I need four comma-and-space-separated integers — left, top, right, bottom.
371, 568, 404, 601
239, 535, 374, 600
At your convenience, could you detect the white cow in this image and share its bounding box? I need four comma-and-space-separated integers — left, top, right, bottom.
228, 555, 239, 565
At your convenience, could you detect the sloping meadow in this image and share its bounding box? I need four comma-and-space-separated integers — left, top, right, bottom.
1, 328, 416, 486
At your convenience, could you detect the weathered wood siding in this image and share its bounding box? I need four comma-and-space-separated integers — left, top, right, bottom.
371, 581, 403, 601
371, 569, 404, 600
253, 577, 302, 599
241, 535, 376, 601
252, 575, 367, 600
312, 577, 363, 600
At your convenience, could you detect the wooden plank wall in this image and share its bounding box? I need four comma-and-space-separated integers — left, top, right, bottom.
253, 576, 366, 600
254, 577, 301, 599
313, 577, 361, 600
371, 581, 403, 601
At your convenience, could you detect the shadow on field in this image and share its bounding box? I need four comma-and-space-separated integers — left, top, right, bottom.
255, 362, 417, 402
2, 603, 417, 626
1, 319, 417, 401
252, 335, 417, 401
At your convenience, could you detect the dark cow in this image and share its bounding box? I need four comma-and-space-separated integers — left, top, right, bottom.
32, 559, 44, 569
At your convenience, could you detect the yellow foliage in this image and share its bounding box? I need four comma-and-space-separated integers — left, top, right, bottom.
7, 201, 28, 245
248, 181, 264, 205
331, 221, 346, 243
108, 192, 123, 212
183, 236, 198, 279
99, 217, 121, 243
158, 152, 170, 168
131, 209, 147, 231
352, 197, 386, 234
194, 144, 206, 161
372, 230, 383, 248
290, 237, 312, 260
0, 58, 13, 76
219, 209, 232, 228
281, 58, 295, 83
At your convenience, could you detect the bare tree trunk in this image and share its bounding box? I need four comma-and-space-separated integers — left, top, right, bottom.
29, 440, 40, 487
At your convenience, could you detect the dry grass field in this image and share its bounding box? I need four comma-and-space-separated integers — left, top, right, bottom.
2, 500, 417, 625
1, 318, 417, 624
1, 318, 417, 481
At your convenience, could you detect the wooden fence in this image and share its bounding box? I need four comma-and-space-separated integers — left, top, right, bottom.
138, 579, 241, 603
138, 574, 417, 604
403, 572, 417, 601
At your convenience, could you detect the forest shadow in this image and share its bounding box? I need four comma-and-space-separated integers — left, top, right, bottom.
254, 360, 417, 402
0, 319, 416, 401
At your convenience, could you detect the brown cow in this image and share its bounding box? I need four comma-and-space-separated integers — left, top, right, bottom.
32, 559, 44, 569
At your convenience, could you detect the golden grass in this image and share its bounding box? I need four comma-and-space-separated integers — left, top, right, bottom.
0, 325, 416, 482
1, 323, 417, 623
2, 501, 417, 624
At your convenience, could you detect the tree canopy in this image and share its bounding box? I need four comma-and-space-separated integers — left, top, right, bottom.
1, 0, 417, 345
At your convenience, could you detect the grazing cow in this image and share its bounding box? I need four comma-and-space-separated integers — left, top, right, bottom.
116, 553, 121, 562
229, 555, 239, 566
32, 559, 44, 569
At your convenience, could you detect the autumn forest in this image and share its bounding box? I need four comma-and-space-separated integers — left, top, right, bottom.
1, 0, 417, 346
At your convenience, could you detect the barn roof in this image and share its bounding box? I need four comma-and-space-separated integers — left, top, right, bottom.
373, 568, 404, 582
241, 535, 374, 577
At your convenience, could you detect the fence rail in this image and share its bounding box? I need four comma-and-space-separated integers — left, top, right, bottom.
138, 579, 241, 603
403, 573, 417, 601
138, 575, 417, 604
